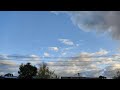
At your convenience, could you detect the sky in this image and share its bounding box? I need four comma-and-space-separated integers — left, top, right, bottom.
1, 11, 120, 78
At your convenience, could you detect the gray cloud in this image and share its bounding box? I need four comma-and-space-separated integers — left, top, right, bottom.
103, 63, 120, 78
0, 54, 41, 76
52, 11, 120, 40
1, 51, 120, 78
0, 60, 19, 76
44, 49, 110, 77
44, 49, 120, 78
0, 61, 17, 67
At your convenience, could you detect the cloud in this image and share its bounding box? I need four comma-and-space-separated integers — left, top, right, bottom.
103, 64, 120, 78
58, 38, 74, 46
0, 51, 119, 78
44, 52, 50, 57
0, 54, 42, 75
0, 54, 18, 67
44, 48, 117, 77
0, 54, 9, 60
79, 48, 109, 57
52, 11, 120, 40
61, 52, 67, 56
0, 60, 19, 75
48, 47, 59, 52
0, 60, 17, 67
94, 48, 109, 56
27, 55, 41, 65
29, 54, 40, 60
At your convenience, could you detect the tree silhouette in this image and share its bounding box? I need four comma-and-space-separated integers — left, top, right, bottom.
36, 62, 59, 79
113, 71, 120, 79
99, 76, 106, 79
18, 63, 37, 79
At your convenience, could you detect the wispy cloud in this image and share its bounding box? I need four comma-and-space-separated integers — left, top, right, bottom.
0, 60, 17, 67
80, 48, 109, 57
58, 38, 74, 46
48, 47, 59, 52
43, 52, 50, 57
0, 54, 9, 60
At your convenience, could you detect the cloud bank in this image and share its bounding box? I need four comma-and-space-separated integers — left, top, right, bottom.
45, 48, 120, 78
52, 11, 120, 40
0, 50, 120, 78
0, 54, 41, 76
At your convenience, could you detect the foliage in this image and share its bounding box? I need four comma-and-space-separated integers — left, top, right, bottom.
99, 76, 106, 79
18, 63, 37, 79
36, 62, 59, 79
113, 71, 120, 79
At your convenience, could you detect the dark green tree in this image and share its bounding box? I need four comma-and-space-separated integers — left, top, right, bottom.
36, 63, 59, 79
18, 63, 37, 79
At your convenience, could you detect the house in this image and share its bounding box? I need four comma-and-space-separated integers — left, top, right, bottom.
0, 73, 18, 79
3, 76, 18, 79
4, 73, 13, 77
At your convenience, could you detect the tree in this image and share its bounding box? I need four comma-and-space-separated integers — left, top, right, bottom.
99, 76, 106, 79
113, 71, 120, 79
36, 63, 59, 79
18, 63, 37, 79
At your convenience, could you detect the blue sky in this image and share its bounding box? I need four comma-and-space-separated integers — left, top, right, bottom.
0, 11, 118, 56
1, 11, 120, 77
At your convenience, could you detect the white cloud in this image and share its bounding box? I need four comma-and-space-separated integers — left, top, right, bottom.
28, 55, 41, 65
44, 52, 50, 57
0, 59, 19, 76
48, 47, 59, 52
0, 54, 41, 75
0, 50, 119, 78
45, 48, 116, 77
58, 39, 74, 46
0, 60, 17, 67
94, 48, 109, 56
61, 52, 67, 56
29, 54, 40, 60
103, 64, 120, 78
0, 54, 9, 60
79, 48, 109, 57
50, 11, 59, 15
